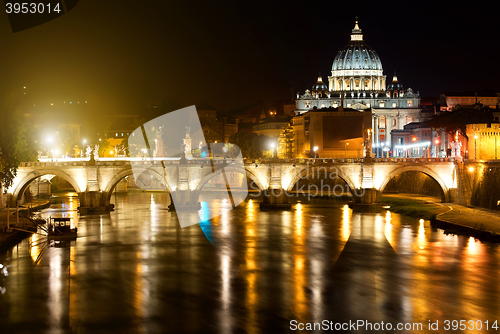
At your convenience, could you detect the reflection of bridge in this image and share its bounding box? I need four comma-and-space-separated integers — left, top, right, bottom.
8, 157, 462, 213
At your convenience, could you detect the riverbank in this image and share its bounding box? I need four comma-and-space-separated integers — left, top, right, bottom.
381, 194, 448, 220
382, 194, 500, 242
0, 199, 50, 253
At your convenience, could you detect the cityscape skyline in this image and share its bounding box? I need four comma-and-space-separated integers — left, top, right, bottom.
0, 1, 498, 113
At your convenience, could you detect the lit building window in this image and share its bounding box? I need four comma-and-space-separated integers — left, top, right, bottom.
407, 100, 413, 107
366, 103, 371, 107
392, 102, 397, 108
347, 103, 351, 107
379, 117, 386, 128
380, 102, 385, 107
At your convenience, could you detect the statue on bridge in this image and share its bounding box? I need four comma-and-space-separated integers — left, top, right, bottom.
85, 146, 92, 158
94, 145, 100, 160
183, 126, 192, 158
364, 128, 373, 159
450, 140, 462, 158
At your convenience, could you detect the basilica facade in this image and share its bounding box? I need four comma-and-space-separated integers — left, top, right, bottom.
294, 20, 422, 157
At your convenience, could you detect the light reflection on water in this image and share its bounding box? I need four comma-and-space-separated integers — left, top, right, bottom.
0, 192, 499, 333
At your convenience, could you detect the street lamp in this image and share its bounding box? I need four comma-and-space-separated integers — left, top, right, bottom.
344, 142, 349, 158
269, 141, 276, 159
82, 139, 86, 157
474, 134, 478, 159
313, 146, 318, 159
434, 139, 439, 158
223, 146, 227, 160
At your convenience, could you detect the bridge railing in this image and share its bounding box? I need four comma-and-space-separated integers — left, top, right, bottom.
19, 156, 460, 168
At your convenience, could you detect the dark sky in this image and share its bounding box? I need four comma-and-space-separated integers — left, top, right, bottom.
0, 0, 498, 114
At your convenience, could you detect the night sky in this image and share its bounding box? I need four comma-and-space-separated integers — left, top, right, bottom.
0, 0, 498, 115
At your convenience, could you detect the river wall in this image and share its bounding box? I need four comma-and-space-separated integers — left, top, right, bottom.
468, 165, 500, 210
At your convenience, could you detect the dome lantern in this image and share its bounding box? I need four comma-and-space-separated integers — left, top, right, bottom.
351, 17, 363, 41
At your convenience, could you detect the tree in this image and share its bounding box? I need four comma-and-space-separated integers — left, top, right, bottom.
0, 93, 38, 189
228, 131, 271, 159
427, 105, 493, 137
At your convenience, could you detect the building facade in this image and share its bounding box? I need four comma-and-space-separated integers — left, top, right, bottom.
291, 107, 372, 159
294, 20, 422, 157
467, 123, 500, 160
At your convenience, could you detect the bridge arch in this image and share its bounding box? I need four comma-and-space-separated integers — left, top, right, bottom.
378, 165, 449, 202
103, 166, 171, 202
12, 169, 82, 203
194, 166, 265, 194
286, 166, 356, 193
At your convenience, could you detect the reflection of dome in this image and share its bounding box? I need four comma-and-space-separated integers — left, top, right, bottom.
331, 21, 383, 71
312, 73, 328, 91
387, 72, 404, 91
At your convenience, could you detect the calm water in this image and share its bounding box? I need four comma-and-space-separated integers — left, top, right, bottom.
0, 192, 500, 333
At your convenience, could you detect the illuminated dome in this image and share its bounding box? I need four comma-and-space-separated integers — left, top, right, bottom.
387, 72, 404, 91
328, 19, 386, 92
312, 73, 328, 91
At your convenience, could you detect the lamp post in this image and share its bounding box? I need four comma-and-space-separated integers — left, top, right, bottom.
344, 142, 349, 158
474, 134, 478, 159
82, 139, 86, 157
313, 146, 318, 159
269, 141, 276, 159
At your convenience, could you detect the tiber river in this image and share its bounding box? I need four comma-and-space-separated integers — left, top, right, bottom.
1, 191, 500, 333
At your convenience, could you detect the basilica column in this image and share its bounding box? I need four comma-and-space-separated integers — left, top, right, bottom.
386, 115, 393, 150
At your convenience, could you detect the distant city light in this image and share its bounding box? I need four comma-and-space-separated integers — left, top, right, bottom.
394, 141, 431, 150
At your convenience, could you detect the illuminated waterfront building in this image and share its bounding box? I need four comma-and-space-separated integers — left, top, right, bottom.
294, 19, 421, 157
467, 123, 500, 160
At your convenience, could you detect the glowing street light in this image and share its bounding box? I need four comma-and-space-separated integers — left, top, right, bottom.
313, 146, 318, 159
82, 139, 86, 157
269, 141, 277, 159
344, 142, 349, 158
474, 134, 478, 159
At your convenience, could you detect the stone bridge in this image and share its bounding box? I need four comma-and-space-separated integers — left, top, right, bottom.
7, 157, 462, 213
